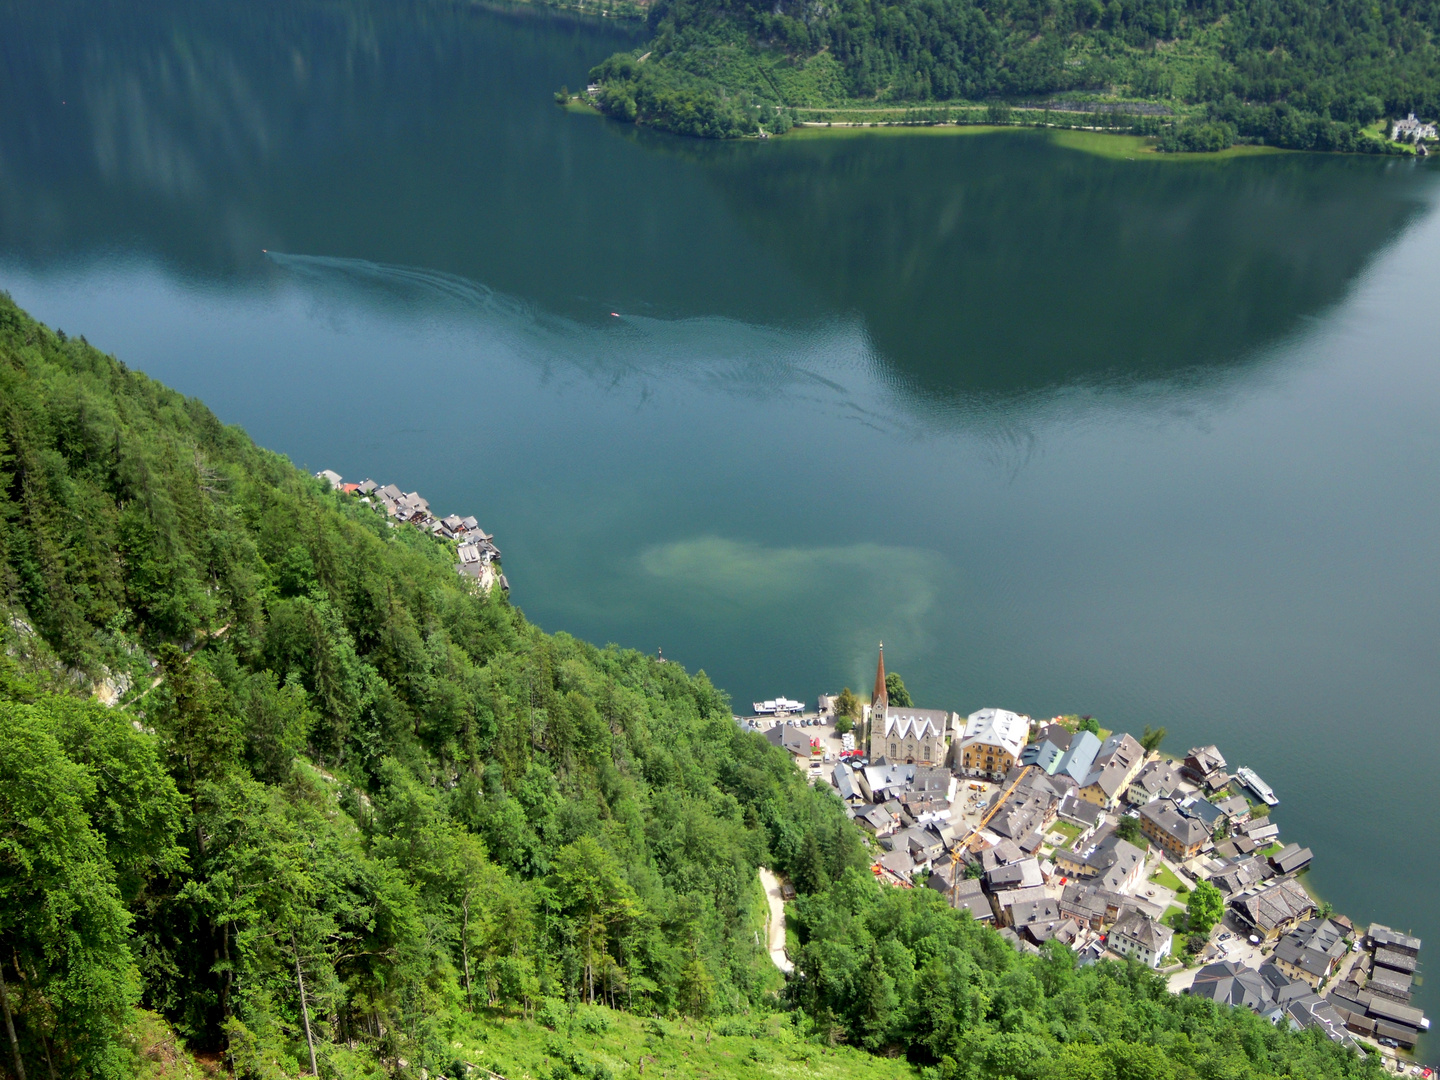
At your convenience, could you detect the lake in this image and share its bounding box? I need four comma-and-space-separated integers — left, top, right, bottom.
3, 0, 1439, 1032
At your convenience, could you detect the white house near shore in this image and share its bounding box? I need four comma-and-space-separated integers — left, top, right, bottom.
1393, 113, 1437, 141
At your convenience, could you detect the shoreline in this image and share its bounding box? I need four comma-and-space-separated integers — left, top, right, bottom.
754, 701, 1432, 1065
785, 123, 1290, 161
564, 93, 1427, 158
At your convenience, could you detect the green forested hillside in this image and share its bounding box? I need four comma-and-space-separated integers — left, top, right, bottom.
583, 0, 1440, 147
0, 291, 1386, 1080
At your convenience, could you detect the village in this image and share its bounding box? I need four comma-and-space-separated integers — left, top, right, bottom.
744, 647, 1433, 1076
315, 469, 507, 593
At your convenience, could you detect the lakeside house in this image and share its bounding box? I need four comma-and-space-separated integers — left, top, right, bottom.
1393, 113, 1438, 141
1208, 853, 1273, 896
1182, 745, 1231, 792
1231, 878, 1316, 941
764, 722, 814, 764
1019, 722, 1068, 769
1272, 918, 1348, 987
956, 707, 1030, 779
1077, 732, 1146, 808
1270, 843, 1314, 876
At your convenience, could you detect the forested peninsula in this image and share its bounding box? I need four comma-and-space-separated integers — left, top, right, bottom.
0, 291, 1386, 1080
578, 0, 1440, 149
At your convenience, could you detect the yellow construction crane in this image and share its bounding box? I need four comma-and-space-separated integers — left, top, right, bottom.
950, 765, 1035, 908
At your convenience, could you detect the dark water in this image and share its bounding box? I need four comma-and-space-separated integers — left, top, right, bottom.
4, 0, 1440, 1030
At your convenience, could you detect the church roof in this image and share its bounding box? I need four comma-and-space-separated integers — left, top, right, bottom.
881, 708, 948, 741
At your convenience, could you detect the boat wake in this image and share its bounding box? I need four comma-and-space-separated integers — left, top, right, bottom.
262, 249, 885, 422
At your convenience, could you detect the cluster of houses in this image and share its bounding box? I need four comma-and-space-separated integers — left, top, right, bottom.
758, 646, 1430, 1058
1188, 921, 1427, 1051
315, 470, 506, 592
820, 709, 1197, 969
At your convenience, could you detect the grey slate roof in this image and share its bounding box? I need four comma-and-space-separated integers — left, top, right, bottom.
985, 858, 1044, 891
1274, 919, 1347, 979
1368, 966, 1414, 1001
1055, 790, 1104, 829
1180, 796, 1225, 830
1370, 924, 1422, 955
1140, 798, 1210, 850
765, 723, 812, 756
879, 847, 915, 878
932, 877, 994, 921
1077, 835, 1145, 891
1020, 737, 1069, 773
858, 804, 896, 832
1055, 730, 1103, 785
1271, 843, 1313, 875
1110, 909, 1173, 954
1189, 960, 1273, 1010
1374, 946, 1419, 974
1212, 794, 1252, 819
831, 761, 860, 802
1244, 819, 1281, 843
1080, 732, 1145, 799
1184, 745, 1228, 778
981, 839, 1026, 869
1128, 759, 1182, 802
1232, 878, 1316, 934
1009, 897, 1062, 929
1210, 854, 1272, 896
1283, 993, 1358, 1047
1059, 884, 1109, 927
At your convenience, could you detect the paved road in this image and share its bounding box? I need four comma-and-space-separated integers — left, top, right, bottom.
758, 868, 793, 973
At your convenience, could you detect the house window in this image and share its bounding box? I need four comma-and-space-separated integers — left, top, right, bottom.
891, 743, 897, 757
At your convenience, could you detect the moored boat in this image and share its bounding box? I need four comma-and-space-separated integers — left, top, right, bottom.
1236, 766, 1279, 806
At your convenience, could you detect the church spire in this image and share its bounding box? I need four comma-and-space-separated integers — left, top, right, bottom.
867, 643, 886, 759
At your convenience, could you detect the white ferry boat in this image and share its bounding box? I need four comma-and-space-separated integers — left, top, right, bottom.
753, 697, 806, 716
1235, 766, 1279, 806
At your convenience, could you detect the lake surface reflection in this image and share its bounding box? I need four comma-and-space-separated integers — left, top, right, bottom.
3, 0, 1440, 1029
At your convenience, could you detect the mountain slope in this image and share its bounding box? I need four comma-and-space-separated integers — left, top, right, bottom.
583, 0, 1440, 148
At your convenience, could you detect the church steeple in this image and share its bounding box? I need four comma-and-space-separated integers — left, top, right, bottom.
869, 643, 886, 757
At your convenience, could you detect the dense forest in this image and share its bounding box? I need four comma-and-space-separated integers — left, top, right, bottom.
0, 290, 1386, 1080
582, 0, 1440, 147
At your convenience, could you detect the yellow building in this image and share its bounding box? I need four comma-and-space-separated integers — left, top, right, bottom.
1076, 732, 1147, 808
956, 708, 1029, 780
